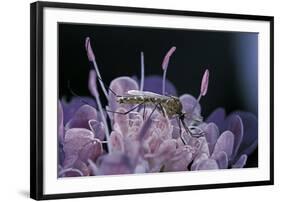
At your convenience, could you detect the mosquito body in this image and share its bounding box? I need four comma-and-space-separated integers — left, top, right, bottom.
116, 90, 204, 140
117, 90, 182, 118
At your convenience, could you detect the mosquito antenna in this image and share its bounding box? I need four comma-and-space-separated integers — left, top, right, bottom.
180, 117, 192, 135
177, 117, 187, 145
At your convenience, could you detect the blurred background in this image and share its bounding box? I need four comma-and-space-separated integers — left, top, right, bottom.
59, 23, 258, 167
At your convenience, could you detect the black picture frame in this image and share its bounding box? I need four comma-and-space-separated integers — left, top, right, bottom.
30, 1, 274, 200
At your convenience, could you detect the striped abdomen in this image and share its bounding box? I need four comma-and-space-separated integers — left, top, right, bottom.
117, 96, 182, 117
117, 96, 165, 105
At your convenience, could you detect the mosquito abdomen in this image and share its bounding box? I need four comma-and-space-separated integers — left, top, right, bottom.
117, 96, 165, 105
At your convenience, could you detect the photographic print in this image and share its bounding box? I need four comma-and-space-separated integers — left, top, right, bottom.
30, 1, 273, 200
58, 24, 258, 177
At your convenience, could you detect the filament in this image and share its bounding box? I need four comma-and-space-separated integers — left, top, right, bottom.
162, 69, 167, 95
92, 60, 109, 100
140, 52, 144, 92
94, 91, 112, 153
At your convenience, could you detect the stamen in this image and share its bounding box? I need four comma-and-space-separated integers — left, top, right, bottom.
189, 69, 210, 116
85, 37, 109, 99
162, 46, 176, 95
200, 69, 209, 97
140, 52, 145, 91
89, 70, 112, 153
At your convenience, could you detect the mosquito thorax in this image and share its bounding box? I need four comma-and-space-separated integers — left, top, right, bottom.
162, 97, 183, 117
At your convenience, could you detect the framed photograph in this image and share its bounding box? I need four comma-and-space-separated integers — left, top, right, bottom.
30, 1, 274, 200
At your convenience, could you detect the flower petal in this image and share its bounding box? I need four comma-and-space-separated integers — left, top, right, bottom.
143, 133, 162, 154
59, 167, 84, 177
61, 97, 96, 124
58, 100, 64, 143
212, 130, 234, 158
164, 147, 193, 172
96, 152, 134, 175
212, 151, 228, 169
134, 159, 149, 173
191, 152, 209, 171
170, 119, 181, 139
136, 117, 154, 141
123, 137, 141, 165
204, 123, 219, 153
180, 94, 201, 115
206, 108, 226, 132
60, 160, 90, 177
65, 104, 98, 130
196, 159, 219, 170
63, 128, 95, 166
108, 77, 139, 112
145, 139, 177, 172
113, 107, 129, 136
72, 160, 90, 176
109, 131, 125, 153
88, 120, 105, 141
224, 114, 244, 160
232, 154, 248, 168
78, 139, 103, 163
234, 111, 258, 156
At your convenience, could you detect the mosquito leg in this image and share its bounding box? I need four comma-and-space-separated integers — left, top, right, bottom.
180, 118, 194, 138
177, 117, 187, 145
147, 102, 160, 120
106, 101, 145, 115
158, 103, 166, 118
143, 104, 146, 120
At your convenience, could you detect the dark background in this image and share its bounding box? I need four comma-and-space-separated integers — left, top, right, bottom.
59, 23, 258, 167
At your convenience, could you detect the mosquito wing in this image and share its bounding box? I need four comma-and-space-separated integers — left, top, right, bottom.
127, 90, 169, 99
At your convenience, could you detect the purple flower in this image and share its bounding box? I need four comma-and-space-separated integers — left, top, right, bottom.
58, 37, 258, 177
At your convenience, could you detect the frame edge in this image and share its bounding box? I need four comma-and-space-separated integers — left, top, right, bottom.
30, 1, 44, 200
